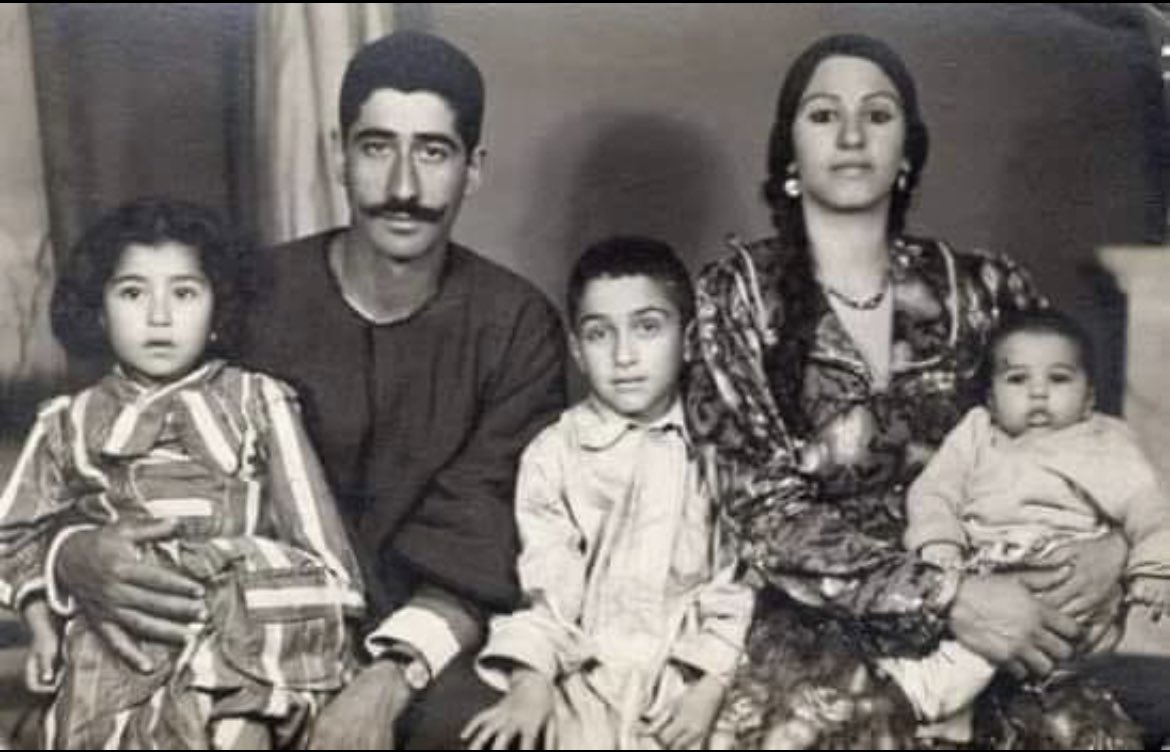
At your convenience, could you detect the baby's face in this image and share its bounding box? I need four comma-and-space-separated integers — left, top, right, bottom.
989, 330, 1092, 438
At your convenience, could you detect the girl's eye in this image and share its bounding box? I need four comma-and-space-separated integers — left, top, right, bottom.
115, 285, 144, 301
173, 285, 202, 301
866, 109, 896, 124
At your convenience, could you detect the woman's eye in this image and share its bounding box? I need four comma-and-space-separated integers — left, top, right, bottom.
807, 108, 837, 124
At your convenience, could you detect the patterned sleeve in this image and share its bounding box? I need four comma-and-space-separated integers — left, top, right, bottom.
0, 397, 86, 610
685, 252, 956, 655
253, 375, 365, 616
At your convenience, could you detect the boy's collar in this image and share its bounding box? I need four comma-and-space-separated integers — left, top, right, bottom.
573, 396, 687, 451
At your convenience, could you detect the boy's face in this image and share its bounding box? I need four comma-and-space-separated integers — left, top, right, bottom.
989, 330, 1093, 438
339, 88, 484, 264
103, 241, 214, 385
571, 275, 684, 424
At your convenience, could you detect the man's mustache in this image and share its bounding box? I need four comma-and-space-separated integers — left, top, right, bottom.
361, 199, 447, 224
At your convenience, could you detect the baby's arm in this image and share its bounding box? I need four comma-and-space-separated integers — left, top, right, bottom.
21, 597, 60, 694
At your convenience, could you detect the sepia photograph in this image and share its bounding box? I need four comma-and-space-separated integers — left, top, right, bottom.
0, 3, 1167, 749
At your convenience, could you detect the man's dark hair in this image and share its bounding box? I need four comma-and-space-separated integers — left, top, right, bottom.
567, 236, 694, 327
51, 198, 249, 359
339, 30, 485, 151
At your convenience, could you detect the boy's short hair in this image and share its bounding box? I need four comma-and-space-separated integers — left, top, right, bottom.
51, 198, 249, 359
566, 236, 694, 328
339, 30, 485, 151
980, 308, 1096, 393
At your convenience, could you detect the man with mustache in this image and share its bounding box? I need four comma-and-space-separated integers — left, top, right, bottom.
51, 31, 567, 749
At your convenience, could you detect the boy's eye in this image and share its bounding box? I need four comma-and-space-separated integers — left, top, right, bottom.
633, 317, 663, 336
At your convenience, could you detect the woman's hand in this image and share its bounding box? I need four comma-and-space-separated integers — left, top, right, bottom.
949, 572, 1081, 680
1021, 530, 1127, 622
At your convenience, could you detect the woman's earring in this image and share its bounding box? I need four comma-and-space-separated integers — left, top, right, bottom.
783, 165, 801, 199
896, 168, 910, 193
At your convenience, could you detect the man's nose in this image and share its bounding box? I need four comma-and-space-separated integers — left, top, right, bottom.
388, 153, 420, 201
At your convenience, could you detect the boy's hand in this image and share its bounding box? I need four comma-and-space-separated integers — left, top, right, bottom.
461, 666, 555, 750
643, 672, 725, 750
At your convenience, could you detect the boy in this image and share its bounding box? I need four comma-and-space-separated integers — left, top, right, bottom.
883, 309, 1170, 743
461, 237, 754, 750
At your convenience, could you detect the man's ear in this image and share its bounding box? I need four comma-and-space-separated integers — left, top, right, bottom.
330, 127, 347, 186
463, 145, 486, 198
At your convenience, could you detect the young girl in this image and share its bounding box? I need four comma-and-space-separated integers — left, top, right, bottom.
0, 199, 364, 749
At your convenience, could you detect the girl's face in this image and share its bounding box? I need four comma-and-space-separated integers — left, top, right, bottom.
102, 241, 214, 385
792, 55, 907, 215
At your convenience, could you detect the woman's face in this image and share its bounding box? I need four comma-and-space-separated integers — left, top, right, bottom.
791, 55, 907, 215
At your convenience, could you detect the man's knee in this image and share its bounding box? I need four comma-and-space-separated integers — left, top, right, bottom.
399, 652, 503, 750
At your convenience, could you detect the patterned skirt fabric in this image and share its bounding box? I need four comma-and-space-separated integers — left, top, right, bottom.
712, 589, 1142, 750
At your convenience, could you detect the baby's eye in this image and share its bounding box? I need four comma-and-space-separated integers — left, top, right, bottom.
1003, 373, 1028, 385
1049, 372, 1074, 384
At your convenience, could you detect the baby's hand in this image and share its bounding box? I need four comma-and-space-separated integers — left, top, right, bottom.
643, 673, 726, 750
1129, 576, 1170, 619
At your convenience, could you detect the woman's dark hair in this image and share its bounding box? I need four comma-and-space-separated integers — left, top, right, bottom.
761, 34, 929, 431
51, 198, 249, 359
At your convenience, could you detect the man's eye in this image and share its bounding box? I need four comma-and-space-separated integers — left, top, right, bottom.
418, 143, 453, 163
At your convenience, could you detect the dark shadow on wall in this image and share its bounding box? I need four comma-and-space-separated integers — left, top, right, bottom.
516, 110, 733, 401
984, 6, 1167, 416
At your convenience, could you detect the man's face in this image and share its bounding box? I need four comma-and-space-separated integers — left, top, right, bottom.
341, 89, 483, 263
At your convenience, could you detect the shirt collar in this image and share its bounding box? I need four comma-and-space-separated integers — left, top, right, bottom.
572, 396, 688, 451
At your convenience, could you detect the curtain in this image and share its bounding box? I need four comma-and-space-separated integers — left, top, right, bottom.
254, 3, 394, 244
0, 4, 65, 432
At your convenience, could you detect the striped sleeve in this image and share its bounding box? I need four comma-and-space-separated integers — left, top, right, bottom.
253, 374, 365, 615
0, 397, 75, 609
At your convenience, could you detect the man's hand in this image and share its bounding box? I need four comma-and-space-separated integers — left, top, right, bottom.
949, 573, 1081, 680
21, 600, 60, 694
461, 666, 555, 750
309, 661, 416, 749
54, 519, 205, 671
643, 673, 726, 750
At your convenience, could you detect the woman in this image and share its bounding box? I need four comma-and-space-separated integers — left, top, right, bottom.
686, 34, 1139, 749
